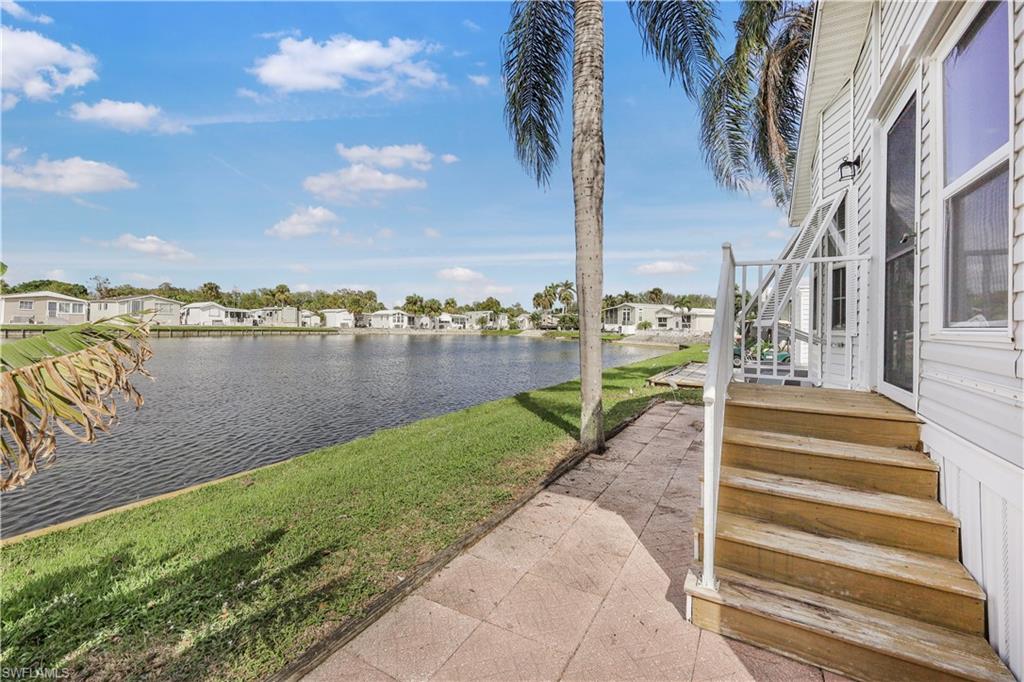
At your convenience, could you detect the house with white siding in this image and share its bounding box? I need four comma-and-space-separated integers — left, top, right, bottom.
299, 310, 320, 327
0, 291, 88, 325
89, 294, 182, 326
321, 309, 355, 328
514, 313, 534, 330
368, 309, 414, 329
602, 302, 714, 334
251, 306, 299, 327
180, 302, 253, 326
685, 2, 1021, 680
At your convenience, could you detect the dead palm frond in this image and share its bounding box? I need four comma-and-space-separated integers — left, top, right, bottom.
0, 318, 152, 490
700, 0, 813, 206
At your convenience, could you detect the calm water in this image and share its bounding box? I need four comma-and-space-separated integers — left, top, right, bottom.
0, 335, 665, 537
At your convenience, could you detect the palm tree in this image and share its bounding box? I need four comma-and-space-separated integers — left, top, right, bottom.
700, 0, 813, 206
557, 279, 576, 312
646, 287, 664, 304
504, 0, 719, 452
1, 317, 152, 490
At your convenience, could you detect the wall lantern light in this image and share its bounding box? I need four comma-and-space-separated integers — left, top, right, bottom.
838, 155, 861, 181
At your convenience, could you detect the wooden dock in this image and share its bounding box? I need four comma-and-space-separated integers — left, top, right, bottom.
646, 362, 708, 388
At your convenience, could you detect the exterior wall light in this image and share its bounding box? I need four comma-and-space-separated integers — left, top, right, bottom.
838, 155, 861, 181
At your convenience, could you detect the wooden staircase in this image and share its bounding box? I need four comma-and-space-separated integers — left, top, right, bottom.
685, 383, 1013, 681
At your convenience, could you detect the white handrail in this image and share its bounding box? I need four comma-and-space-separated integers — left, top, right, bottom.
700, 242, 735, 590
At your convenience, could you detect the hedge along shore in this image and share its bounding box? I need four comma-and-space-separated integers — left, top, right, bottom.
0, 348, 706, 682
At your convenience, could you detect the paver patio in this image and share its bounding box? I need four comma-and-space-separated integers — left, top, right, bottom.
305, 402, 847, 681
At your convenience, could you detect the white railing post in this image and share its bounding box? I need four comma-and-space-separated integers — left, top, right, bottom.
701, 242, 735, 590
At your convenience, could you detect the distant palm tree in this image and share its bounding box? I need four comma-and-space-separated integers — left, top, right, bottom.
700, 0, 813, 206
646, 287, 664, 304
505, 0, 718, 451
557, 280, 575, 312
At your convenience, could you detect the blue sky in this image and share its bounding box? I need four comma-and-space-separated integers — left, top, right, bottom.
1, 1, 788, 308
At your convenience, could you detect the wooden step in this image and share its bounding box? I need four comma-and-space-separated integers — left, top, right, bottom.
723, 427, 938, 499
685, 566, 1014, 682
717, 466, 959, 557
725, 383, 921, 448
694, 511, 986, 634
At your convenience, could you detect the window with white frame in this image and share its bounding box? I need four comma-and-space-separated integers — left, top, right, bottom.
18, 301, 32, 310
58, 302, 71, 313
940, 1, 1010, 329
72, 303, 84, 314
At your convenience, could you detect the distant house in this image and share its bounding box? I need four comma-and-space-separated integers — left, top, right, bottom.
601, 302, 713, 335
322, 309, 354, 328
538, 312, 561, 330
464, 310, 495, 329
180, 301, 252, 326
300, 310, 320, 327
251, 306, 299, 327
434, 312, 466, 330
514, 313, 534, 330
417, 315, 435, 329
368, 309, 414, 329
0, 291, 88, 326
90, 294, 182, 326
496, 313, 510, 330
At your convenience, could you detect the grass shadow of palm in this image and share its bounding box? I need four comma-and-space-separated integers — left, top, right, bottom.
1, 528, 336, 679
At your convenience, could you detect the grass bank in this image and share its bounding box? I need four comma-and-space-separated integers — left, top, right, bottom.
0, 348, 704, 680
480, 329, 522, 336
543, 330, 626, 341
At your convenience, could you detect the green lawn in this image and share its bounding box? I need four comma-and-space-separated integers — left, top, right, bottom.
543, 330, 626, 341
0, 348, 704, 680
480, 329, 523, 336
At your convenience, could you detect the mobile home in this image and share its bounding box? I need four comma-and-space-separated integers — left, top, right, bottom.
180, 301, 253, 326
322, 309, 355, 328
0, 291, 88, 325
90, 294, 182, 326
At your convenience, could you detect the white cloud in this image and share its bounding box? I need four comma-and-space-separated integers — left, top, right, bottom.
440, 153, 459, 164
121, 272, 170, 286
451, 50, 469, 58
249, 34, 445, 95
634, 260, 697, 275
776, 216, 790, 228
423, 227, 441, 238
1, 1, 52, 24
236, 87, 272, 103
2, 154, 136, 194
303, 164, 426, 203
109, 234, 194, 260
5, 146, 26, 161
467, 74, 489, 87
759, 196, 778, 208
767, 229, 789, 240
375, 227, 394, 239
462, 19, 481, 32
1, 27, 97, 109
336, 143, 433, 170
437, 266, 485, 282
288, 263, 312, 273
256, 28, 300, 40
482, 284, 514, 295
266, 205, 340, 239
44, 268, 66, 280
69, 99, 189, 134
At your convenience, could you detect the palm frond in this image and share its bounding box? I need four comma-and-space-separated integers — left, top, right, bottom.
628, 0, 721, 99
751, 4, 812, 205
502, 0, 574, 186
699, 0, 811, 206
0, 318, 152, 490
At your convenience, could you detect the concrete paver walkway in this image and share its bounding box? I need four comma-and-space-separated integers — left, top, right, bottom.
306, 403, 844, 681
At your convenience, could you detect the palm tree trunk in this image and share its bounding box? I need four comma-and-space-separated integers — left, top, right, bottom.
571, 0, 605, 453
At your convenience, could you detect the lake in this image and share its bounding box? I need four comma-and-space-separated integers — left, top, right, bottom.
0, 334, 667, 537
